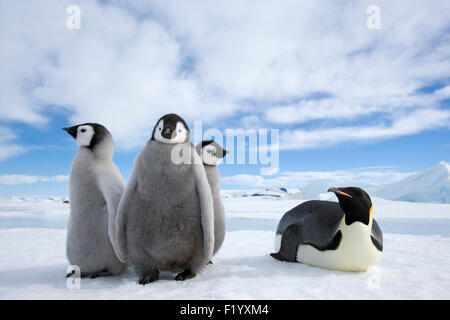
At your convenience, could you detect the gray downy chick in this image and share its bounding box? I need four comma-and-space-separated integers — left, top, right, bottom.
195, 140, 228, 258
63, 123, 127, 278
115, 113, 214, 284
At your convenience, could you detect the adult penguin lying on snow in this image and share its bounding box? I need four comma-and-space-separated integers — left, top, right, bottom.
271, 187, 383, 272
115, 113, 214, 284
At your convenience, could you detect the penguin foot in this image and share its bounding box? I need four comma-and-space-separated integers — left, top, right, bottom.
79, 269, 113, 279
66, 270, 76, 278
270, 252, 286, 261
138, 270, 160, 285
175, 269, 196, 281
90, 270, 113, 279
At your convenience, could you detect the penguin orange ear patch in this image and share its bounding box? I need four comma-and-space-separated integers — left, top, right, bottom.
335, 190, 352, 198
328, 188, 353, 198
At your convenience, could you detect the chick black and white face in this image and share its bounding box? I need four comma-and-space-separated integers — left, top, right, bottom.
63, 123, 109, 149
152, 114, 189, 144
74, 125, 95, 147
200, 141, 228, 166
202, 144, 221, 165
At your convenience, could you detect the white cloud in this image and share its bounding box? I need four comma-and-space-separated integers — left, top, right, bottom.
265, 87, 450, 125
0, 127, 26, 161
1, 0, 449, 151
222, 168, 413, 188
279, 108, 450, 150
0, 145, 25, 162
0, 174, 69, 185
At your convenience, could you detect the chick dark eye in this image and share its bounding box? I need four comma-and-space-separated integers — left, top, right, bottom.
159, 128, 161, 131
80, 129, 86, 133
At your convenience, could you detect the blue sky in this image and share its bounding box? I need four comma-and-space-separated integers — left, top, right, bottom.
0, 0, 449, 197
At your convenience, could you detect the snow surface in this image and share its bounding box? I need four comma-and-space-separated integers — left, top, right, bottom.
239, 162, 450, 204
221, 188, 300, 199
0, 197, 68, 218
2, 195, 450, 223
225, 197, 450, 220
0, 196, 449, 299
0, 228, 449, 299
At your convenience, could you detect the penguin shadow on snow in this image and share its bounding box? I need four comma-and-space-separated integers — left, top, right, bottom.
0, 265, 134, 290
102, 266, 217, 287
0, 264, 71, 289
0, 259, 380, 291
206, 255, 380, 282
204, 255, 323, 280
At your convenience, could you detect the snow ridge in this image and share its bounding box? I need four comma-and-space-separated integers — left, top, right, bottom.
371, 162, 450, 203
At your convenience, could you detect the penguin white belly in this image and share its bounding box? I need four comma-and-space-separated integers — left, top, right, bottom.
297, 222, 381, 272
274, 234, 282, 253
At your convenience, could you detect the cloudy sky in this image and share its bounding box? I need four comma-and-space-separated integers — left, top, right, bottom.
0, 0, 449, 196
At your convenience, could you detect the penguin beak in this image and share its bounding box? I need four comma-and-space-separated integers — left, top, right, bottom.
63, 126, 77, 139
223, 149, 229, 157
162, 126, 175, 139
328, 187, 353, 198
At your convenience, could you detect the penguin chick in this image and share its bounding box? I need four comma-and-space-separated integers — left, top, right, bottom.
271, 187, 383, 272
195, 140, 228, 257
115, 114, 214, 284
63, 123, 127, 278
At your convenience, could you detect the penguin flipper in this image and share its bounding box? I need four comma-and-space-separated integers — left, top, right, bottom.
371, 219, 383, 251
192, 147, 215, 263
114, 156, 141, 263
271, 224, 302, 262
115, 177, 138, 263
114, 195, 129, 263
96, 164, 126, 261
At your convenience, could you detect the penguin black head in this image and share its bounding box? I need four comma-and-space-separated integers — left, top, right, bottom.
151, 113, 190, 144
62, 123, 110, 149
328, 187, 373, 226
197, 140, 228, 166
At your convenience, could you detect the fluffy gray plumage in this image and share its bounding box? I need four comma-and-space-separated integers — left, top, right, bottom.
65, 124, 126, 278
204, 165, 226, 255
115, 120, 214, 284
195, 141, 226, 256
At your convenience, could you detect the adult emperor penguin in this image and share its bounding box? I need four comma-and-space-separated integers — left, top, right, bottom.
195, 140, 228, 257
115, 113, 214, 284
63, 123, 127, 278
271, 187, 383, 272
